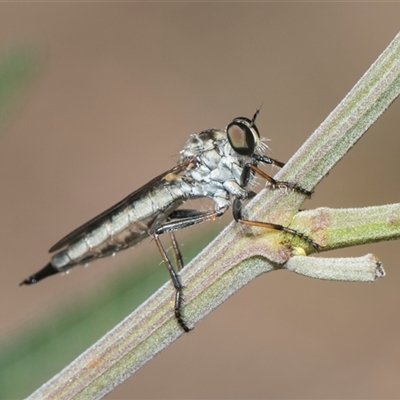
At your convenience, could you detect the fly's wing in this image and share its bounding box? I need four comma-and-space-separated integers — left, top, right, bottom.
49, 160, 193, 253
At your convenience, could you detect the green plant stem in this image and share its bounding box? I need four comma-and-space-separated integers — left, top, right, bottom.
286, 254, 384, 282
293, 204, 400, 250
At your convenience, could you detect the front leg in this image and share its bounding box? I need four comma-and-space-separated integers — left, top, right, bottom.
240, 162, 313, 197
232, 197, 320, 251
253, 153, 285, 168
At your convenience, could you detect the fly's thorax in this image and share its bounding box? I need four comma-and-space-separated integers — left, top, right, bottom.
178, 127, 253, 207
180, 128, 227, 160
180, 127, 249, 181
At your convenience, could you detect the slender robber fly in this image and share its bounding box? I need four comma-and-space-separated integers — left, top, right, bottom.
20, 109, 319, 332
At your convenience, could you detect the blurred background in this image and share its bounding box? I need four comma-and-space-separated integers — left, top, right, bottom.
0, 3, 400, 399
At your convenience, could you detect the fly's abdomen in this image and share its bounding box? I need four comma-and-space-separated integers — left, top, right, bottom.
51, 185, 184, 272
20, 169, 188, 286
50, 220, 150, 271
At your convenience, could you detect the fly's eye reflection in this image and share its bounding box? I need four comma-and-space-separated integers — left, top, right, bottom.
227, 119, 259, 156
20, 109, 319, 333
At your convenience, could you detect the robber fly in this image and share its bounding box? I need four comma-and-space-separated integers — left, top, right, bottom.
20, 109, 319, 332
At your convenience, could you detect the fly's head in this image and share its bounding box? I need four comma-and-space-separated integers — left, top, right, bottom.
226, 108, 261, 158
179, 108, 265, 171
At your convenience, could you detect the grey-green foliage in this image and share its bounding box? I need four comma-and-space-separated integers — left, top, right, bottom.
0, 44, 41, 138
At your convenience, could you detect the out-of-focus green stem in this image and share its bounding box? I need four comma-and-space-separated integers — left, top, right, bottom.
0, 45, 41, 136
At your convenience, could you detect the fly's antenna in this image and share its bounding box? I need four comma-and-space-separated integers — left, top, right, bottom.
251, 102, 264, 126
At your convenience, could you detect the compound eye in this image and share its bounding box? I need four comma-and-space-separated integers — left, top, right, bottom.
227, 118, 259, 156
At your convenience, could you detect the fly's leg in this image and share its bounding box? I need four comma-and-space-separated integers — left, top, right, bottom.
253, 154, 285, 169
169, 232, 184, 271
154, 209, 226, 332
242, 162, 313, 197
232, 198, 320, 251
237, 161, 318, 250
154, 233, 189, 332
